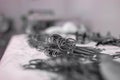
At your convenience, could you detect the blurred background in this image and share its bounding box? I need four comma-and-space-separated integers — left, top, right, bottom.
0, 0, 120, 59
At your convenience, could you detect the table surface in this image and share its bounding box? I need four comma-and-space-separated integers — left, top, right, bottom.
0, 34, 64, 80
0, 34, 120, 80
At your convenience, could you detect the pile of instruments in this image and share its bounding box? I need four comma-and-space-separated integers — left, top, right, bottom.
23, 22, 120, 80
